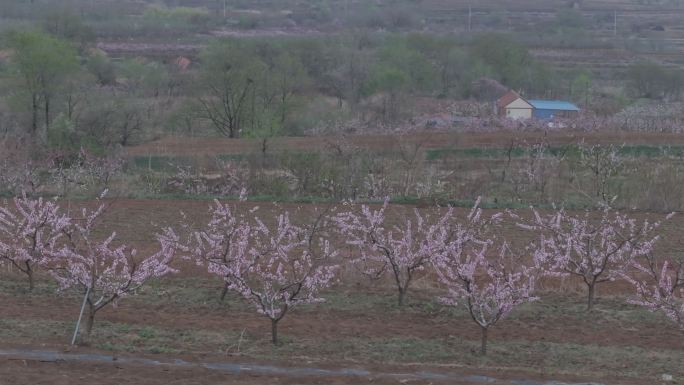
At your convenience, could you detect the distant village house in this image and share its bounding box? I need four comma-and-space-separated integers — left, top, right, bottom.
528, 100, 580, 119
497, 91, 580, 120
496, 91, 534, 119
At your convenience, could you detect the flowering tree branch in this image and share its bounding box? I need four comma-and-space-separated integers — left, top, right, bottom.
50, 203, 179, 339
335, 198, 451, 306
521, 208, 666, 311
434, 200, 537, 355
625, 252, 684, 329
193, 200, 338, 344
0, 195, 70, 290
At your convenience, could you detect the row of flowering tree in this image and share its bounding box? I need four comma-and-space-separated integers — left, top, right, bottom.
0, 146, 124, 198
334, 199, 543, 354
1, 193, 682, 352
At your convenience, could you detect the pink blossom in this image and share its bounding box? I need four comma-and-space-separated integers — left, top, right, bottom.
0, 194, 70, 290
49, 203, 179, 337
193, 200, 338, 344
624, 254, 684, 329
335, 198, 452, 306
433, 200, 537, 355
523, 207, 664, 310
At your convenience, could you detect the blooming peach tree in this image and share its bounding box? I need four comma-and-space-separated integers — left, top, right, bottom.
433, 201, 538, 355
190, 199, 251, 301
521, 208, 665, 310
193, 200, 338, 344
625, 253, 684, 329
335, 198, 452, 306
50, 203, 180, 338
0, 195, 70, 290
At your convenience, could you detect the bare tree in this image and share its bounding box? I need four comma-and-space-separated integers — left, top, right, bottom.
577, 143, 625, 203
396, 136, 427, 197
197, 40, 266, 138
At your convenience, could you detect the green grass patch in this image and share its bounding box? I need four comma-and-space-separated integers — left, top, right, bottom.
426, 144, 684, 161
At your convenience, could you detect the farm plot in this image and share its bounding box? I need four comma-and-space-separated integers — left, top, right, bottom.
1, 198, 684, 384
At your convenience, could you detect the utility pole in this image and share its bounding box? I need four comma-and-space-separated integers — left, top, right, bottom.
613, 10, 617, 36
223, 0, 227, 19
468, 5, 472, 32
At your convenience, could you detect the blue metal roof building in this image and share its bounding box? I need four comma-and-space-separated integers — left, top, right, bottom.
528, 100, 580, 119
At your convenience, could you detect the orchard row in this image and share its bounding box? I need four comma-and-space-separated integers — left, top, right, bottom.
0, 195, 680, 354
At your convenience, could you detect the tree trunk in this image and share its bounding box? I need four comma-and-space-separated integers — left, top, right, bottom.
26, 262, 34, 291
480, 327, 488, 356
271, 319, 279, 345
220, 283, 229, 302
587, 283, 596, 311
67, 94, 74, 120
280, 92, 287, 124
31, 93, 39, 135
44, 95, 50, 133
397, 286, 406, 307
84, 310, 95, 337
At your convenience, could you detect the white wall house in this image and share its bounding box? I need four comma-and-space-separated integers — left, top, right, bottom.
496, 91, 533, 120
503, 98, 534, 119
496, 90, 580, 121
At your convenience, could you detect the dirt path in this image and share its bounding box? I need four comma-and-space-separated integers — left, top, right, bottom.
0, 349, 611, 385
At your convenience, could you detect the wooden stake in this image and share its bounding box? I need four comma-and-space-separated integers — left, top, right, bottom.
71, 286, 91, 345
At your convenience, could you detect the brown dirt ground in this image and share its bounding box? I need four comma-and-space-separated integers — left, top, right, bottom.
0, 358, 298, 385
0, 351, 605, 385
1, 286, 683, 351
